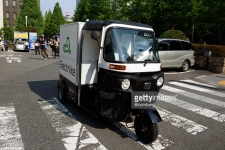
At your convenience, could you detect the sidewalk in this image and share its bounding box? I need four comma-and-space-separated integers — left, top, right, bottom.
195, 73, 225, 88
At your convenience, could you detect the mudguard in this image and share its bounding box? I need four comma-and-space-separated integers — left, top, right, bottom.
142, 107, 162, 124
57, 80, 68, 93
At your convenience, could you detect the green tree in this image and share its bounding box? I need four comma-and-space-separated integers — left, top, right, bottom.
150, 0, 193, 37
125, 0, 151, 23
43, 10, 52, 38
198, 0, 225, 44
3, 18, 9, 27
48, 2, 66, 36
0, 27, 14, 40
15, 0, 44, 34
73, 0, 92, 22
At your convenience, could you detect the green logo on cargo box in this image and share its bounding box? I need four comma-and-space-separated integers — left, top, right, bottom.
63, 37, 71, 54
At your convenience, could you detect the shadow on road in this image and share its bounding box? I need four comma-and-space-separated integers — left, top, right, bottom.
27, 80, 130, 139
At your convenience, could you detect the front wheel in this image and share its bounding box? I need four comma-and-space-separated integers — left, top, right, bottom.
134, 115, 158, 144
58, 87, 67, 103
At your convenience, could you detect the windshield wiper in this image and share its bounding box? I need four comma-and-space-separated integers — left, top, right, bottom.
143, 46, 153, 67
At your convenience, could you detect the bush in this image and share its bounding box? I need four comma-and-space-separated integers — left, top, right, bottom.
192, 44, 225, 57
160, 30, 189, 41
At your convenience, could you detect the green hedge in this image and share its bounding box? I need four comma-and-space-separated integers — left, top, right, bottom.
192, 44, 225, 57
160, 30, 188, 41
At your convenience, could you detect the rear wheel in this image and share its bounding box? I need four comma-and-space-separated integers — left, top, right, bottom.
134, 115, 158, 144
58, 86, 67, 103
181, 60, 189, 72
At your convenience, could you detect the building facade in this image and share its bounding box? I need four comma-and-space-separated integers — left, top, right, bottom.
2, 0, 40, 28
0, 0, 3, 29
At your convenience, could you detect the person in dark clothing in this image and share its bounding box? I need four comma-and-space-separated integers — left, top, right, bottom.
39, 37, 49, 60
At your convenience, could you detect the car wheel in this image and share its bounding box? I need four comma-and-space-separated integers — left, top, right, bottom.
181, 60, 189, 72
134, 115, 158, 144
58, 86, 67, 103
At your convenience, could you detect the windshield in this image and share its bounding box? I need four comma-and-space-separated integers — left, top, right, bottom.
103, 28, 160, 63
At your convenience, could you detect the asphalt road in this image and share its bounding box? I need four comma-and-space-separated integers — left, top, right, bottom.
0, 50, 225, 150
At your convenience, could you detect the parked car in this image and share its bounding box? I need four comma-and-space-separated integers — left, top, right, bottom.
14, 41, 26, 51
157, 38, 195, 71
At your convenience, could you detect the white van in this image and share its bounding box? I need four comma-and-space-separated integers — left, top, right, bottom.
157, 38, 195, 71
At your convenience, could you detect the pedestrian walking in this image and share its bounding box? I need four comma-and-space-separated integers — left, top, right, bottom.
24, 40, 30, 53
34, 40, 40, 55
0, 38, 6, 52
39, 36, 49, 60
50, 39, 58, 59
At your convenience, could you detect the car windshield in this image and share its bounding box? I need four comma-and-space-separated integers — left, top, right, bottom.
103, 28, 160, 62
17, 41, 25, 44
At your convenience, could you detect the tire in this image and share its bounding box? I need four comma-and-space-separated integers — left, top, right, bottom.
134, 115, 158, 144
181, 60, 189, 72
58, 87, 67, 103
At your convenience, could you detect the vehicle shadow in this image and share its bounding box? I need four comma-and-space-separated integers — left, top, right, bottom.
27, 80, 130, 139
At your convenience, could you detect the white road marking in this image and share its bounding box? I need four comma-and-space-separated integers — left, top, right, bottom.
162, 85, 225, 108
168, 81, 225, 97
112, 121, 174, 150
0, 105, 24, 150
159, 93, 225, 122
180, 79, 217, 88
195, 75, 206, 78
156, 107, 208, 135
163, 70, 195, 74
38, 97, 107, 150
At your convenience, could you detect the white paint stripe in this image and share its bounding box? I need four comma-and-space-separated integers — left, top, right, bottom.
164, 70, 195, 74
162, 85, 225, 108
0, 106, 24, 149
159, 93, 225, 122
180, 79, 217, 88
112, 121, 174, 150
38, 98, 107, 150
168, 81, 225, 97
156, 107, 208, 135
195, 75, 206, 78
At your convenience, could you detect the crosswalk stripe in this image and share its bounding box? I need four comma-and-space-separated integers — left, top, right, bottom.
159, 93, 225, 122
162, 85, 225, 108
112, 121, 174, 150
38, 97, 107, 150
168, 81, 225, 97
156, 107, 208, 135
180, 79, 216, 88
0, 105, 24, 150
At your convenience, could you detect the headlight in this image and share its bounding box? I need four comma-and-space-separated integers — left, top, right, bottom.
121, 79, 130, 90
156, 77, 164, 87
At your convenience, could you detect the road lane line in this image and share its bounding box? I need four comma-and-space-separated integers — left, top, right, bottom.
162, 85, 225, 108
180, 79, 217, 88
163, 70, 195, 75
112, 121, 174, 150
156, 107, 208, 135
168, 81, 225, 97
38, 97, 107, 150
0, 105, 24, 150
159, 93, 225, 122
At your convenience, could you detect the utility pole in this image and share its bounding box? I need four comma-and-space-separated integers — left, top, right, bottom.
25, 16, 28, 26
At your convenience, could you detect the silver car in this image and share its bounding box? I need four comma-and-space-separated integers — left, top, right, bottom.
15, 41, 26, 51
157, 38, 195, 71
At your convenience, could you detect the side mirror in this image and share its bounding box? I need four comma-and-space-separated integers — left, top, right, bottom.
91, 30, 100, 40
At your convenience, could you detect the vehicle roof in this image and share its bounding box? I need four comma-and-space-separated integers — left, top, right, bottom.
158, 38, 190, 43
82, 20, 153, 31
